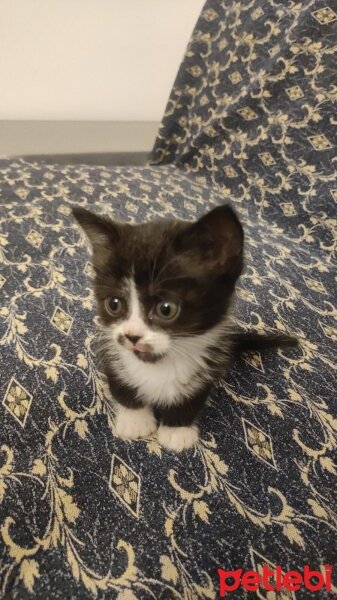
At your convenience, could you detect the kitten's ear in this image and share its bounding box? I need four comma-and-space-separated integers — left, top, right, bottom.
72, 207, 119, 251
175, 205, 244, 277
72, 207, 120, 267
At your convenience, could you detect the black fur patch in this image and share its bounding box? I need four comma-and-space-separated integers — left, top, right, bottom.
73, 205, 254, 428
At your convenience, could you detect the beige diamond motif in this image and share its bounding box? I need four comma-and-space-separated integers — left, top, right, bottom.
202, 8, 218, 22
82, 185, 94, 195
84, 262, 94, 278
243, 351, 264, 373
57, 205, 71, 216
286, 85, 304, 101
110, 454, 140, 517
187, 65, 202, 77
259, 152, 276, 166
308, 134, 332, 150
304, 277, 327, 294
199, 94, 209, 106
313, 7, 337, 24
229, 71, 242, 84
178, 116, 187, 127
224, 166, 238, 178
281, 202, 296, 216
250, 548, 293, 599
237, 288, 257, 303
242, 419, 276, 468
140, 183, 151, 192
16, 188, 29, 200
218, 38, 227, 51
26, 230, 43, 248
237, 107, 258, 120
0, 274, 6, 289
125, 201, 138, 214
184, 201, 197, 213
3, 378, 32, 427
330, 189, 337, 202
251, 7, 264, 20
51, 307, 73, 335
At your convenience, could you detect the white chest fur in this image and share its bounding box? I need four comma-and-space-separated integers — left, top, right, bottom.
103, 322, 230, 407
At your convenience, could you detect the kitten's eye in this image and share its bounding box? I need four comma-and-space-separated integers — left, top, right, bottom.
105, 297, 123, 317
155, 301, 180, 321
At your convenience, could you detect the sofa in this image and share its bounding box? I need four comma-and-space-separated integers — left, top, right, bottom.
0, 1, 336, 597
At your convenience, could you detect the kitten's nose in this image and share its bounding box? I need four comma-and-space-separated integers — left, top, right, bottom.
125, 334, 141, 345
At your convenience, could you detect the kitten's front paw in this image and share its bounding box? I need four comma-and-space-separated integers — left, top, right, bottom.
157, 424, 199, 452
114, 405, 157, 440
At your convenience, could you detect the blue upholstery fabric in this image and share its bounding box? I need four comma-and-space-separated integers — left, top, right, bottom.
0, 1, 336, 598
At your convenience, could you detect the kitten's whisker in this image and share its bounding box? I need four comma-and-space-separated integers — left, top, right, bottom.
153, 254, 180, 284
169, 344, 209, 371
154, 275, 194, 288
171, 327, 232, 339
150, 246, 162, 284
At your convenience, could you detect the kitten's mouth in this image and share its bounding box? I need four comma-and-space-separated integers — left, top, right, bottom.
121, 338, 164, 363
132, 342, 164, 363
133, 349, 164, 363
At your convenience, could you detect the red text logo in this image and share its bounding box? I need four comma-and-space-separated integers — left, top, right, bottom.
218, 565, 332, 596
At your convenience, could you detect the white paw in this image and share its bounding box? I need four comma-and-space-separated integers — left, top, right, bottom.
157, 424, 199, 452
114, 405, 157, 440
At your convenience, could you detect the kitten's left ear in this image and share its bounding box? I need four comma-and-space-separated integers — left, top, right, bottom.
72, 207, 120, 266
175, 205, 244, 278
72, 207, 119, 248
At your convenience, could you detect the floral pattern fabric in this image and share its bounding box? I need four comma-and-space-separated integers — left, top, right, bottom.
1, 1, 336, 598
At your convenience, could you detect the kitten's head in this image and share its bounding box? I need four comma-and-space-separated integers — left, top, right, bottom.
73, 205, 244, 363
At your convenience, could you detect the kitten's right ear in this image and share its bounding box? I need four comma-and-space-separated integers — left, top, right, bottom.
72, 207, 119, 252
175, 204, 243, 279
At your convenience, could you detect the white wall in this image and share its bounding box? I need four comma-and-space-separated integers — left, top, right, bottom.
0, 0, 204, 121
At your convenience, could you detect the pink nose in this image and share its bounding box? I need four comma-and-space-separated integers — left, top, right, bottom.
125, 334, 141, 345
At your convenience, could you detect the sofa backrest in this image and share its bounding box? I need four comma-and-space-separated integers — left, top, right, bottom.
152, 0, 337, 253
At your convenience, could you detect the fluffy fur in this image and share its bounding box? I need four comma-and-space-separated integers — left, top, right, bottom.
73, 205, 296, 452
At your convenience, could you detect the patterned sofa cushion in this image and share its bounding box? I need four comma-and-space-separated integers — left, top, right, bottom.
0, 157, 335, 598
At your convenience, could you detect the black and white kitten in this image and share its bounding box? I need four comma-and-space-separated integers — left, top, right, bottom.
73, 205, 296, 452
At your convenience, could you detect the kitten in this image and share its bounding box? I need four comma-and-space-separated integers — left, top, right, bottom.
73, 205, 296, 452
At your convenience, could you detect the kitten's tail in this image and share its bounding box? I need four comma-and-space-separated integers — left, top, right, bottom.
231, 331, 298, 354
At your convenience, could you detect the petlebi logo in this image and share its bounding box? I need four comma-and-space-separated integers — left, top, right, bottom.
218, 564, 333, 596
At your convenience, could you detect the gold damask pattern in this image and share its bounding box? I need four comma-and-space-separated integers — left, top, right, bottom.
0, 0, 336, 597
